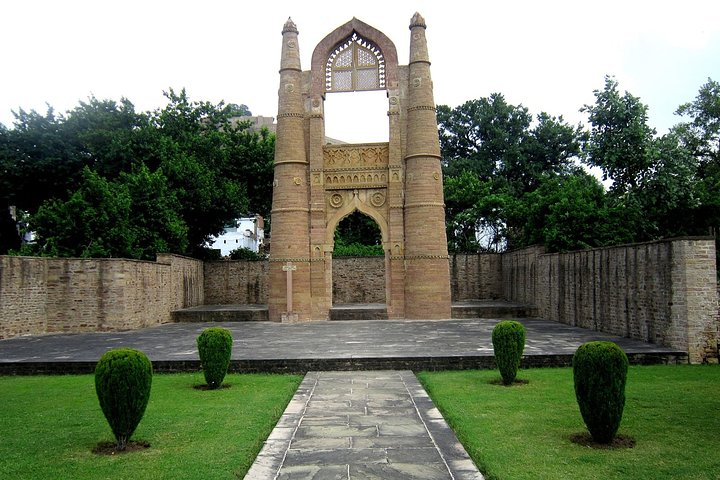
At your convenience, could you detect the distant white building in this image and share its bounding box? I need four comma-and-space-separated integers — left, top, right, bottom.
208, 215, 265, 256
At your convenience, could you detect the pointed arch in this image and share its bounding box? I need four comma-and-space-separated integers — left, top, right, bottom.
311, 18, 399, 96
325, 198, 389, 248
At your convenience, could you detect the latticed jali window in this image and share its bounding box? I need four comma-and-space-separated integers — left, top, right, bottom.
325, 32, 385, 92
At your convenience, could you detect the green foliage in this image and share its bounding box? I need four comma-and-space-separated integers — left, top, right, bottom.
228, 247, 266, 261
333, 240, 384, 257
197, 327, 233, 389
581, 76, 656, 194
419, 365, 720, 480
94, 348, 153, 451
572, 341, 628, 443
333, 211, 384, 256
0, 89, 274, 260
0, 373, 303, 479
438, 94, 584, 252
491, 320, 526, 385
0, 207, 20, 254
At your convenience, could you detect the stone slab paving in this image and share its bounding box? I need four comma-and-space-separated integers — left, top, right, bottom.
245, 370, 483, 480
0, 318, 682, 365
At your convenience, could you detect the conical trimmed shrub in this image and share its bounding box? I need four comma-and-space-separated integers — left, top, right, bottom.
492, 320, 526, 385
573, 341, 629, 443
197, 327, 233, 389
94, 348, 153, 450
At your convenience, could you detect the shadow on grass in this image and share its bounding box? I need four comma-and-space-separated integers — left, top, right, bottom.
92, 440, 151, 455
488, 378, 530, 386
192, 383, 232, 391
569, 432, 636, 449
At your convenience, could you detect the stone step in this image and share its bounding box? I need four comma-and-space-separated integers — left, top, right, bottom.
171, 301, 536, 322
451, 301, 536, 319
329, 303, 388, 321
171, 304, 269, 322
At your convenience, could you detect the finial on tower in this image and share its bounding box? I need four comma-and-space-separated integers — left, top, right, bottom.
283, 17, 298, 34
410, 12, 426, 29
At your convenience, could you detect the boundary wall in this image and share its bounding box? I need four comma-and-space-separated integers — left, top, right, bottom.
502, 238, 718, 363
1, 240, 717, 363
0, 254, 202, 338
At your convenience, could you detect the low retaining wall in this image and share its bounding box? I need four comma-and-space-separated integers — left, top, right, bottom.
0, 254, 203, 339
502, 238, 718, 363
2, 240, 717, 363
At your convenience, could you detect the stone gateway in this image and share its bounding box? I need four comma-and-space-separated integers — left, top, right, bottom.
268, 14, 452, 321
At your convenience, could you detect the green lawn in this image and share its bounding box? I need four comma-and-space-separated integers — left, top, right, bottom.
418, 365, 720, 480
0, 372, 302, 480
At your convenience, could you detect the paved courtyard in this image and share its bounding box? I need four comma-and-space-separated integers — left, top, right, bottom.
0, 318, 684, 373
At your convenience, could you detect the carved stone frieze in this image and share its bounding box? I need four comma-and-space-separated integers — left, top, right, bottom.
323, 143, 389, 169
322, 143, 390, 190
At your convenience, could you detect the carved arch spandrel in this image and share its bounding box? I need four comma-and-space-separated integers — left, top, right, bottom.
311, 17, 399, 96
324, 191, 389, 247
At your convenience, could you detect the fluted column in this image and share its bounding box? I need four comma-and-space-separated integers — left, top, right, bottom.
268, 18, 312, 322
403, 12, 451, 319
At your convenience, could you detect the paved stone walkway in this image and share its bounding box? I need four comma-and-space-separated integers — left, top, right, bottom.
246, 370, 483, 480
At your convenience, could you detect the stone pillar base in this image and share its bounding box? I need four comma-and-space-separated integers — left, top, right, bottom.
281, 312, 299, 323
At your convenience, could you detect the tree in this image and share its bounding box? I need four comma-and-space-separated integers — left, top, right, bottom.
443, 171, 511, 252
515, 171, 634, 252
673, 78, 720, 271
675, 78, 720, 168
581, 76, 656, 194
333, 211, 384, 257
438, 94, 584, 252
2, 89, 275, 260
582, 76, 708, 244
30, 168, 135, 258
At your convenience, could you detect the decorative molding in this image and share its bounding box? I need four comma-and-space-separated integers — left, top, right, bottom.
404, 255, 450, 260
323, 165, 388, 173
269, 257, 316, 263
404, 202, 445, 208
276, 112, 304, 119
271, 207, 310, 213
404, 153, 442, 161
274, 159, 308, 165
406, 105, 436, 112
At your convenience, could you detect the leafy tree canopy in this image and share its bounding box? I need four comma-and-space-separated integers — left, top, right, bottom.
0, 89, 274, 259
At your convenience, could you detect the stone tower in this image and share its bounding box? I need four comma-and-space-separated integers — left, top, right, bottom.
268, 13, 451, 322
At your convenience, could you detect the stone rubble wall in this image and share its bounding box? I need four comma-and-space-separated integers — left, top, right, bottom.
449, 253, 503, 301
332, 257, 385, 304
203, 260, 269, 305
1, 241, 717, 364
502, 238, 718, 363
202, 255, 499, 306
0, 254, 203, 339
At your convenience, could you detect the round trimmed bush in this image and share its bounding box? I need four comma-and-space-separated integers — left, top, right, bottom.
492, 320, 526, 385
197, 327, 233, 389
94, 348, 153, 450
573, 341, 629, 443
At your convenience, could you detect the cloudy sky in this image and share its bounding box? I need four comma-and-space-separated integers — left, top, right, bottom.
1, 0, 719, 143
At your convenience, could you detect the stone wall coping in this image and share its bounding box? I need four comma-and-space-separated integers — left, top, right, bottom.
505, 236, 716, 257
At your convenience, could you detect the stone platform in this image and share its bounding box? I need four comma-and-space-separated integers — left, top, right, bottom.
0, 317, 686, 375
170, 301, 535, 323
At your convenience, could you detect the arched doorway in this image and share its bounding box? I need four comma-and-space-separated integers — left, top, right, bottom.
331, 210, 386, 305
268, 14, 451, 322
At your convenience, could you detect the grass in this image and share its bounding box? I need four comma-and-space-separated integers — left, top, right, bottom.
418, 364, 720, 480
0, 372, 302, 480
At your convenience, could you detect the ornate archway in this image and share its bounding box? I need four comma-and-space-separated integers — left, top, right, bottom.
268, 14, 451, 321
